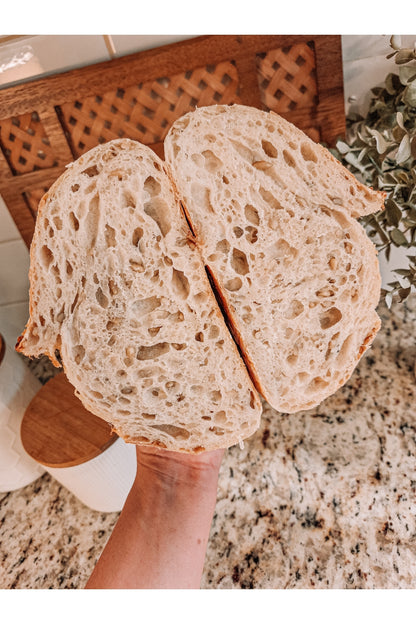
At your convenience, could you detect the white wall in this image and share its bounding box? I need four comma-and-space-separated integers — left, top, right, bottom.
0, 35, 414, 348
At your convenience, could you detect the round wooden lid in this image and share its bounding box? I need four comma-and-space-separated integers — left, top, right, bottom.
21, 373, 118, 468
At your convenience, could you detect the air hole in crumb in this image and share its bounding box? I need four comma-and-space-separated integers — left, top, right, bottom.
172, 268, 190, 299
131, 296, 161, 317
202, 149, 223, 172
194, 291, 208, 304
216, 239, 230, 254
245, 226, 258, 243
231, 248, 249, 275
66, 261, 73, 277
142, 413, 156, 420
73, 345, 85, 364
233, 226, 244, 238
71, 184, 80, 192
105, 224, 116, 247
282, 149, 296, 168
261, 139, 278, 158
144, 175, 161, 196
209, 325, 220, 339
287, 353, 298, 365
123, 191, 136, 209
307, 376, 329, 392
121, 386, 135, 395
249, 391, 256, 409
53, 216, 63, 230
148, 326, 162, 337
210, 390, 222, 403
96, 287, 109, 308
137, 342, 170, 360
70, 291, 79, 314
132, 227, 143, 247
190, 183, 215, 214
300, 142, 318, 163
144, 197, 171, 236
225, 277, 242, 291
319, 307, 342, 330
214, 410, 227, 424
69, 211, 79, 231
40, 245, 54, 269
151, 424, 190, 440
244, 204, 260, 225
129, 259, 144, 272
171, 343, 187, 351
195, 331, 204, 342
82, 165, 99, 177
209, 426, 225, 436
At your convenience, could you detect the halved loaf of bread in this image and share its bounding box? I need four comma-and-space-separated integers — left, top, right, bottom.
16, 139, 262, 452
164, 104, 384, 413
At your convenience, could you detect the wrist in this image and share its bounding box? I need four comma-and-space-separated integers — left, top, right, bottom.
133, 446, 225, 492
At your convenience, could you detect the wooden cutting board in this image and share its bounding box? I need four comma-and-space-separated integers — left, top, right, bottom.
21, 373, 118, 468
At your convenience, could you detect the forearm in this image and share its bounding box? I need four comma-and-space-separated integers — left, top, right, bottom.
85, 447, 224, 589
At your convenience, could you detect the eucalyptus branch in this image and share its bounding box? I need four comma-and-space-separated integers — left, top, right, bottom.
333, 35, 416, 307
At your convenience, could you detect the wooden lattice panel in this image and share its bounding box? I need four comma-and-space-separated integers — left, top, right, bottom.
0, 111, 58, 175
256, 43, 318, 113
0, 36, 345, 248
23, 186, 49, 217
58, 60, 241, 158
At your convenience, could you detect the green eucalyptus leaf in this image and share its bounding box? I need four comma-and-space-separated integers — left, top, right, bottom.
385, 198, 403, 226
395, 49, 416, 64
396, 134, 412, 163
404, 81, 416, 106
398, 286, 412, 300
385, 73, 399, 95
394, 268, 411, 276
390, 228, 408, 246
344, 151, 367, 174
396, 111, 406, 129
399, 65, 416, 85
367, 128, 389, 153
335, 140, 351, 155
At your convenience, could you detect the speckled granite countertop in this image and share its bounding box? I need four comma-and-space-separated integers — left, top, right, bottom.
1, 295, 416, 589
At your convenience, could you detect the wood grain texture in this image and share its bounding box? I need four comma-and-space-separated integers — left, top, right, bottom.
0, 35, 345, 248
21, 373, 118, 468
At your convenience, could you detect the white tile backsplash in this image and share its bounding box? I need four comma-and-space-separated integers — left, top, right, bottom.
0, 195, 20, 243
0, 300, 29, 348
110, 35, 196, 58
342, 35, 416, 63
0, 239, 29, 306
0, 35, 110, 88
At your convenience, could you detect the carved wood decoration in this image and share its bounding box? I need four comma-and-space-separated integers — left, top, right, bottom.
0, 35, 345, 247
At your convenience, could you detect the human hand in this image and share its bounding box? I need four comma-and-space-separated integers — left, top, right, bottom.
86, 442, 226, 588
134, 444, 225, 491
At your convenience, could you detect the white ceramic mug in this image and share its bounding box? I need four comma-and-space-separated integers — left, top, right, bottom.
0, 334, 45, 492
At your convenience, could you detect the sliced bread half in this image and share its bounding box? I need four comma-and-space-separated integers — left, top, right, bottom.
164, 104, 384, 413
16, 138, 262, 452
